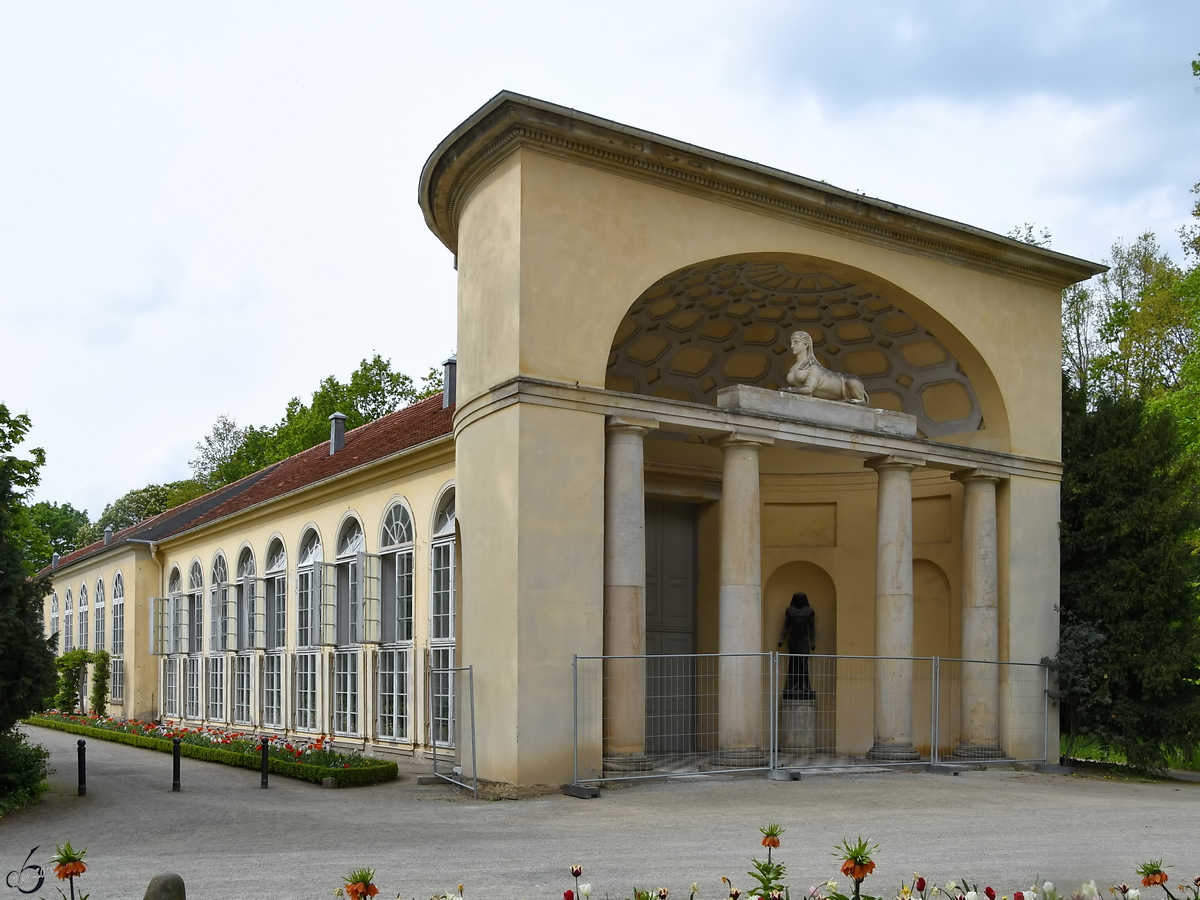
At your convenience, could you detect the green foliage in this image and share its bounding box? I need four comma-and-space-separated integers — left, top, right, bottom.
1056, 379, 1200, 769
25, 716, 399, 786
54, 649, 92, 712
0, 404, 57, 733
0, 728, 51, 816
11, 501, 90, 575
190, 354, 445, 489
88, 651, 110, 718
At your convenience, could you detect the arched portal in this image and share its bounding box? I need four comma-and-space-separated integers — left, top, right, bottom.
608, 255, 1001, 441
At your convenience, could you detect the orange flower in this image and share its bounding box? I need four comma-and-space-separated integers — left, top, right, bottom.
761, 836, 780, 849
1142, 875, 1169, 888
54, 861, 87, 880
840, 860, 876, 881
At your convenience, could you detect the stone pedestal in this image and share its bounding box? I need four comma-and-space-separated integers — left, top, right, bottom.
780, 698, 817, 753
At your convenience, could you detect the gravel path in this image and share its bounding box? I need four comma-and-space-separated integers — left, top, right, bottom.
2, 725, 1197, 900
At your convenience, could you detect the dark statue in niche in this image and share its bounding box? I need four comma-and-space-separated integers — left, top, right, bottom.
777, 592, 816, 700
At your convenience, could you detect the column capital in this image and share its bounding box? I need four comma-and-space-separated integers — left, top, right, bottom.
864, 454, 925, 473
712, 431, 774, 450
605, 415, 658, 436
951, 467, 1007, 485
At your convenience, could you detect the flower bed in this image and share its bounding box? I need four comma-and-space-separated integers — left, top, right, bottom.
25, 712, 398, 787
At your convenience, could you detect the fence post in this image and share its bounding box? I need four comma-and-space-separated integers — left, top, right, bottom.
468, 666, 478, 800
572, 655, 578, 784
770, 652, 778, 771
172, 737, 181, 791
930, 657, 939, 765
77, 739, 86, 797
260, 737, 269, 788
1044, 665, 1051, 764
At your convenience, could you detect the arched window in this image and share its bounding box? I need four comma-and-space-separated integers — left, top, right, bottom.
167, 567, 182, 656
64, 588, 74, 652
233, 548, 256, 724
207, 554, 228, 720
187, 561, 204, 656
337, 519, 364, 558
332, 517, 372, 736
94, 578, 105, 652
111, 574, 125, 701
50, 591, 60, 647
210, 553, 229, 653
265, 538, 286, 652
294, 528, 322, 730
429, 488, 456, 745
379, 502, 415, 741
78, 583, 89, 653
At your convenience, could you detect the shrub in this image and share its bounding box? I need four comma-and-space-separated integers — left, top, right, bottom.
0, 728, 52, 816
88, 650, 110, 718
54, 649, 92, 712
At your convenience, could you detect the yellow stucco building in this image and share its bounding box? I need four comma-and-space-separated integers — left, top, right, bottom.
42, 93, 1103, 787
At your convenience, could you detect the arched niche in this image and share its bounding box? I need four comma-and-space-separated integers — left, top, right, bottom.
606, 254, 1009, 444
913, 558, 954, 659
762, 560, 837, 655
913, 558, 953, 757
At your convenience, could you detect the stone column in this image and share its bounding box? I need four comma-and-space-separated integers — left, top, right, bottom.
602, 417, 656, 769
866, 455, 923, 761
715, 432, 772, 765
952, 470, 1004, 758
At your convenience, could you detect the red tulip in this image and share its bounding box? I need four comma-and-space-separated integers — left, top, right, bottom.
572, 867, 584, 879
916, 880, 927, 893
566, 891, 575, 900
986, 890, 996, 900
1015, 892, 1025, 900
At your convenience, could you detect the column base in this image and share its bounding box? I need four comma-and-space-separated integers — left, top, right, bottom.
952, 741, 1005, 760
713, 747, 768, 768
602, 753, 653, 773
866, 742, 921, 761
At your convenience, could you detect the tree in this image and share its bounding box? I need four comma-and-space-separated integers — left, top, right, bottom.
193, 354, 445, 489
12, 500, 90, 574
1055, 380, 1200, 769
0, 405, 58, 814
0, 404, 57, 730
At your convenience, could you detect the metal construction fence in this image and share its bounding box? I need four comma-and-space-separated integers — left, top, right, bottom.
429, 664, 478, 798
573, 652, 1049, 783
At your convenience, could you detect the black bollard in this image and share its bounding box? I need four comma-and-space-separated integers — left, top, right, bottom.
260, 737, 269, 789
172, 737, 181, 792
77, 739, 86, 796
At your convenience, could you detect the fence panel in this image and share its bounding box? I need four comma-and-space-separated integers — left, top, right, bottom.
775, 654, 935, 769
933, 658, 1048, 764
575, 653, 773, 782
429, 664, 477, 798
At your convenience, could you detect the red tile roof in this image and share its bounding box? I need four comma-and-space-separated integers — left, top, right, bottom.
42, 395, 454, 575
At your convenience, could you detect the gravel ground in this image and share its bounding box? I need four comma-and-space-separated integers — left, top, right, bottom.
2, 725, 1198, 900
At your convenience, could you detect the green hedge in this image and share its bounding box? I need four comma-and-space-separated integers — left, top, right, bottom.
23, 717, 398, 787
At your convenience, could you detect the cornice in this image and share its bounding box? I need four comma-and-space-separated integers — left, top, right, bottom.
419, 92, 1105, 290
454, 376, 1063, 482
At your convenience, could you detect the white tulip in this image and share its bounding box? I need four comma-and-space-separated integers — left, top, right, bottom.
1044, 884, 1055, 895
581, 886, 593, 898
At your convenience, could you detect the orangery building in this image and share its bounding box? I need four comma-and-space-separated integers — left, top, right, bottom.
42, 93, 1103, 787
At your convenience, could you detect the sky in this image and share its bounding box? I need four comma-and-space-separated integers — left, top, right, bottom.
2, 1, 1198, 518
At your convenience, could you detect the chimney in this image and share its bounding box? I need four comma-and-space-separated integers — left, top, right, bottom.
51, 552, 60, 568
442, 357, 457, 409
104, 525, 113, 545
329, 412, 347, 455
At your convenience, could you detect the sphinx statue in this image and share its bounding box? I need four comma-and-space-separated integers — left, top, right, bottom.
785, 330, 869, 406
